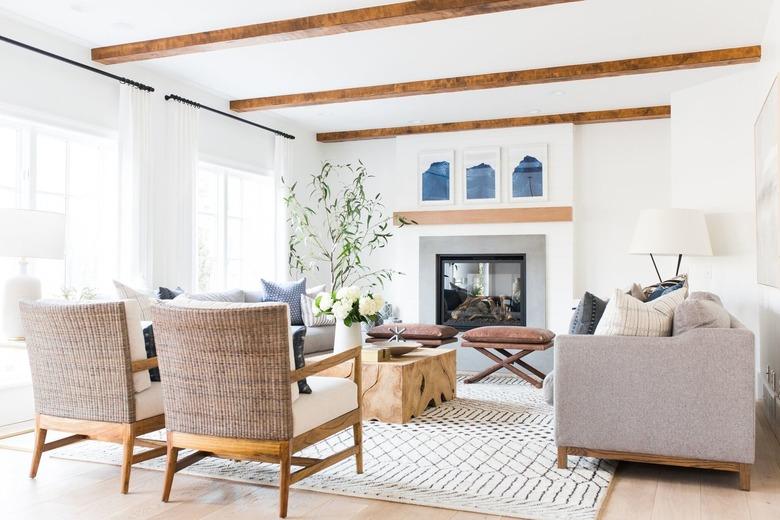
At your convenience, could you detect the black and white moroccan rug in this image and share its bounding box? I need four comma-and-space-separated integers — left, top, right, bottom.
53, 375, 615, 520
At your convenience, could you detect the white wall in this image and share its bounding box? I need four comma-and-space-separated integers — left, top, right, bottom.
670, 0, 780, 397
0, 12, 319, 290
574, 119, 673, 296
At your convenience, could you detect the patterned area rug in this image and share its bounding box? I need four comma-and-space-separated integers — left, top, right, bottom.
53, 375, 615, 520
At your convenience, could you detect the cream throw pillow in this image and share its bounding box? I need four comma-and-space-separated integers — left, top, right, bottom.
114, 280, 154, 321
595, 288, 687, 337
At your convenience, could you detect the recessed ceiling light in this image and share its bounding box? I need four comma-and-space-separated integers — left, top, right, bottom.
528, 109, 541, 115
551, 90, 566, 96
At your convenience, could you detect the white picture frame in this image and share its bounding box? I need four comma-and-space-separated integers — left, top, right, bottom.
418, 149, 455, 206
505, 144, 548, 202
462, 146, 500, 204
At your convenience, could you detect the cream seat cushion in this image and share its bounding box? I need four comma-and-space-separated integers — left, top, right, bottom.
293, 376, 358, 436
134, 382, 164, 420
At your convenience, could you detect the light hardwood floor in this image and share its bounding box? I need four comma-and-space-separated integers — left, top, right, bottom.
0, 410, 778, 520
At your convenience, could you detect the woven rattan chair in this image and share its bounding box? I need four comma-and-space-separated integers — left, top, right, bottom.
151, 302, 363, 518
20, 300, 166, 494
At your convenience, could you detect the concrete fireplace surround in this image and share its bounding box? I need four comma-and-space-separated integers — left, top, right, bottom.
418, 235, 548, 373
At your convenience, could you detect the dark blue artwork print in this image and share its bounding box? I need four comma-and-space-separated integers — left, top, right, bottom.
512, 155, 544, 197
422, 160, 450, 201
466, 162, 496, 199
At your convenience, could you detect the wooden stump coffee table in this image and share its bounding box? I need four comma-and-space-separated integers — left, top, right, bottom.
313, 348, 456, 424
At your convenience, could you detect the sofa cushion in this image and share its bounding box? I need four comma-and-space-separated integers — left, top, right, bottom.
180, 289, 245, 302
542, 370, 554, 406
462, 326, 555, 344
367, 323, 458, 340
301, 293, 336, 327
163, 299, 300, 402
568, 292, 608, 335
673, 297, 731, 336
303, 326, 336, 355
292, 376, 357, 436
134, 381, 164, 420
261, 279, 306, 326
595, 288, 686, 337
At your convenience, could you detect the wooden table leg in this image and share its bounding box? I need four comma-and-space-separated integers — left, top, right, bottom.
496, 348, 548, 379
464, 348, 532, 384
465, 347, 546, 388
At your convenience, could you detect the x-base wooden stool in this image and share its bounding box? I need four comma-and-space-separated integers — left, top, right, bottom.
461, 341, 553, 387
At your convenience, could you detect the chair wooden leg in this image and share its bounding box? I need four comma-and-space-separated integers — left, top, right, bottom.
162, 434, 179, 503
557, 447, 568, 469
353, 422, 364, 474
29, 421, 47, 479
739, 463, 751, 491
119, 424, 134, 494
279, 441, 291, 518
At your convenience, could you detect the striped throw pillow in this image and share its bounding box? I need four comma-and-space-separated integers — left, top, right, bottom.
300, 294, 336, 327
595, 287, 687, 337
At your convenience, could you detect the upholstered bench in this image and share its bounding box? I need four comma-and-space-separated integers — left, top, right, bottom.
366, 323, 459, 347
460, 326, 555, 388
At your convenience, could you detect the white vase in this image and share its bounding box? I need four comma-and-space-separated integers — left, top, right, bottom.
334, 321, 363, 353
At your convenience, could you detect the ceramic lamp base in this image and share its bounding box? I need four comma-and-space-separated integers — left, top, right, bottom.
2, 261, 41, 339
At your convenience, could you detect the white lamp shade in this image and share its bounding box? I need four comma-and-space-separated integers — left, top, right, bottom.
0, 209, 66, 259
629, 208, 713, 256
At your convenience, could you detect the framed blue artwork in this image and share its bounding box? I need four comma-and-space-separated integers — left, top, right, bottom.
418, 150, 454, 205
506, 144, 548, 202
462, 147, 500, 203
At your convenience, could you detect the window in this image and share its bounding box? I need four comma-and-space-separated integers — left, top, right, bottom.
0, 113, 119, 296
196, 162, 275, 291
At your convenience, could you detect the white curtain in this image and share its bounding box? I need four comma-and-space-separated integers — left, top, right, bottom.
159, 100, 200, 289
118, 84, 153, 287
274, 135, 293, 281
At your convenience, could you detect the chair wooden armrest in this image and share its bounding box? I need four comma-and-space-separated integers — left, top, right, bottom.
291, 347, 360, 383
131, 357, 158, 373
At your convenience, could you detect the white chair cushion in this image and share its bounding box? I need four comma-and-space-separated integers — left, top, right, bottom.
293, 376, 358, 436
134, 382, 164, 420
161, 298, 299, 402
122, 300, 152, 393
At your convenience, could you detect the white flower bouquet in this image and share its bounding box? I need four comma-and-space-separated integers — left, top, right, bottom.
313, 285, 384, 327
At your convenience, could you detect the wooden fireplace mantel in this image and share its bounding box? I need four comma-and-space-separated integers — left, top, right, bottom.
393, 206, 573, 226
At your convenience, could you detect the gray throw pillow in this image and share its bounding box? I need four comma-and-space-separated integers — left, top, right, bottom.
688, 291, 724, 306
183, 289, 245, 302
568, 292, 608, 334
673, 297, 730, 335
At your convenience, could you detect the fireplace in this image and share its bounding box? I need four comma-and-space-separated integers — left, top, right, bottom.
435, 254, 526, 330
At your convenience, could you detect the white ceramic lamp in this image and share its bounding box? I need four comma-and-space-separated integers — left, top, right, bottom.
629, 208, 713, 282
0, 209, 66, 339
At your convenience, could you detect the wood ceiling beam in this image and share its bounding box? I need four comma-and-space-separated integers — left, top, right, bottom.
231, 46, 760, 112
91, 0, 579, 64
316, 105, 671, 142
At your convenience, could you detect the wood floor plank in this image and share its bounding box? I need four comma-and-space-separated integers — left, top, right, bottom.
599, 462, 658, 520
649, 466, 702, 520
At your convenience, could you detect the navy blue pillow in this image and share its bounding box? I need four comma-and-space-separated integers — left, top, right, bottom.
260, 278, 306, 326
157, 286, 184, 300
291, 326, 311, 394
142, 324, 160, 382
568, 292, 608, 335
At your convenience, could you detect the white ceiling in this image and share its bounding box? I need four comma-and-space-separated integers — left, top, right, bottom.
0, 0, 773, 132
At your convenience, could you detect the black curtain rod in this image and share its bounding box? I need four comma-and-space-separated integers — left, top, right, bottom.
0, 34, 154, 92
165, 94, 295, 140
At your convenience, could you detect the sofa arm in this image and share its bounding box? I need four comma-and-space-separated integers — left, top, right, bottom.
554, 328, 755, 464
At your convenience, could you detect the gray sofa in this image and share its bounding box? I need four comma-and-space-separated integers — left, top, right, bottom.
176, 289, 335, 355
554, 314, 755, 490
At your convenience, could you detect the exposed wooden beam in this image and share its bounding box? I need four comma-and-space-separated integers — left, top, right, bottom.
317, 106, 671, 142
231, 46, 760, 112
91, 0, 579, 65
393, 207, 573, 226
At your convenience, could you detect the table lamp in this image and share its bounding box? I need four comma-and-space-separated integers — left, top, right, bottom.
0, 209, 66, 339
629, 208, 712, 282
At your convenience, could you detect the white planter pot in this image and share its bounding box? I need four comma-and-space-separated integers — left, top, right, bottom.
334, 321, 363, 353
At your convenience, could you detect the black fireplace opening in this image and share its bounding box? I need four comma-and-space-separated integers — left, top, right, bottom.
435, 254, 526, 331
